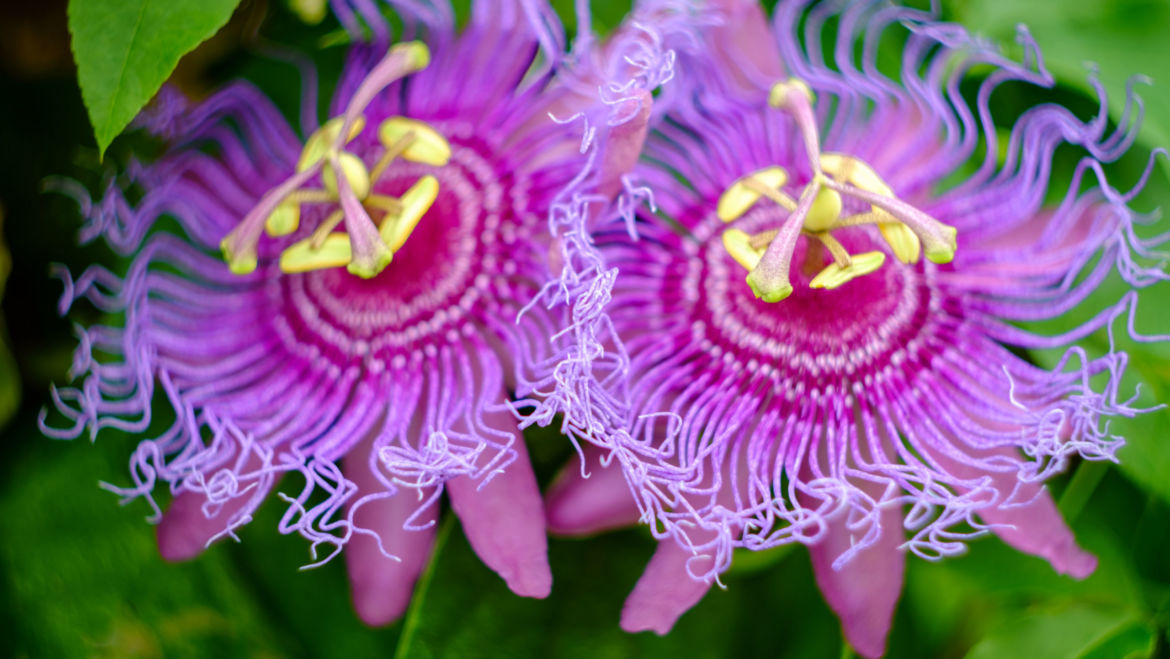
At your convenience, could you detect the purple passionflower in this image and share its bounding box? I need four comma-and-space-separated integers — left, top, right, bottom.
536, 1, 1169, 656
42, 0, 669, 626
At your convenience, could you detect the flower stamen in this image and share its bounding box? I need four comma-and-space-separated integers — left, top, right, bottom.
309, 209, 345, 249
219, 41, 449, 279
715, 78, 960, 302
813, 231, 852, 267
381, 175, 439, 251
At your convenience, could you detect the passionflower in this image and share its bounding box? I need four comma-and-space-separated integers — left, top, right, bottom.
535, 1, 1169, 656
42, 0, 664, 626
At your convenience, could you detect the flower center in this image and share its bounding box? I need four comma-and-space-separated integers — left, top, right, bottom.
716, 79, 958, 303
272, 129, 532, 370
219, 41, 449, 280
692, 206, 944, 397
273, 115, 450, 278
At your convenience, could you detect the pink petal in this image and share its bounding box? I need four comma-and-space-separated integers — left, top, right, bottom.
344, 448, 438, 627
710, 0, 783, 91
598, 91, 652, 199
932, 446, 1096, 579
621, 539, 714, 634
809, 493, 905, 659
545, 444, 641, 536
446, 409, 551, 598
156, 478, 274, 562
975, 481, 1096, 579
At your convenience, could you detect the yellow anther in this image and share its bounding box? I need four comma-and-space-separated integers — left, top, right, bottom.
804, 187, 842, 233
819, 153, 894, 197
809, 251, 887, 289
392, 40, 431, 71
378, 117, 452, 166
322, 152, 372, 200
289, 0, 327, 24
924, 225, 959, 264
381, 175, 439, 251
717, 167, 790, 222
297, 116, 367, 173
878, 221, 921, 264
820, 153, 928, 264
265, 198, 301, 236
721, 229, 764, 271
279, 233, 353, 274
768, 79, 814, 110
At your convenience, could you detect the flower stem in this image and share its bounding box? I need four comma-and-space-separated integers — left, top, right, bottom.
1057, 460, 1109, 523
394, 515, 456, 659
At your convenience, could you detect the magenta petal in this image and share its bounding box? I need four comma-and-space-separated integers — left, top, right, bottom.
620, 540, 713, 634
344, 450, 438, 627
156, 480, 273, 562
809, 495, 905, 659
546, 444, 641, 536
446, 411, 551, 598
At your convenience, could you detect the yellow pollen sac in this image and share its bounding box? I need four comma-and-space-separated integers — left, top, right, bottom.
265, 198, 301, 237
381, 175, 439, 251
768, 78, 815, 109
322, 152, 372, 200
809, 251, 886, 289
378, 117, 452, 166
820, 153, 923, 264
289, 0, 327, 24
878, 221, 920, 264
279, 233, 353, 274
297, 116, 367, 173
721, 229, 764, 270
717, 166, 790, 222
803, 187, 842, 233
819, 153, 893, 197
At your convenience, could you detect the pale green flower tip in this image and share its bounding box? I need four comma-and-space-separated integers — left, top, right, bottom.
346, 251, 393, 279
746, 272, 793, 303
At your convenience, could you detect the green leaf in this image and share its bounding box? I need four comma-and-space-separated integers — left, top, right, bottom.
964, 603, 1144, 659
0, 211, 17, 429
0, 430, 287, 657
1078, 621, 1158, 659
394, 525, 840, 659
1023, 273, 1170, 508
0, 330, 18, 430
950, 0, 1170, 177
68, 0, 242, 157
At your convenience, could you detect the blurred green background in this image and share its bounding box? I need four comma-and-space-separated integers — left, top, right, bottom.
1, 0, 1169, 657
